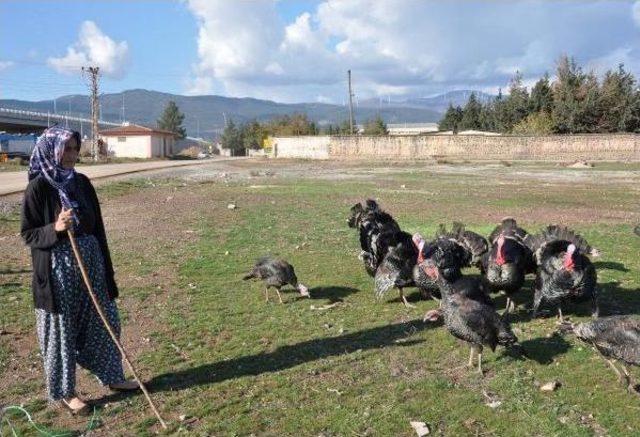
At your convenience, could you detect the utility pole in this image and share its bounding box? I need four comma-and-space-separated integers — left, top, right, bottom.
121, 93, 125, 124
82, 66, 100, 161
348, 70, 355, 135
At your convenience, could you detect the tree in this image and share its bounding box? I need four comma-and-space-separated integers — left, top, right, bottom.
552, 55, 584, 133
529, 73, 553, 114
503, 72, 530, 131
598, 64, 640, 132
264, 113, 318, 136
459, 93, 483, 130
362, 115, 388, 135
242, 120, 267, 150
512, 111, 554, 135
157, 100, 186, 139
220, 119, 244, 155
439, 104, 464, 132
574, 72, 602, 133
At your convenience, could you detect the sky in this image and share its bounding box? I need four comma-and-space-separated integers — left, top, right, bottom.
1, 0, 640, 104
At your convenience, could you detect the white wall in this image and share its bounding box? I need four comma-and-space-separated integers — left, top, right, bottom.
104, 135, 150, 158
273, 136, 330, 159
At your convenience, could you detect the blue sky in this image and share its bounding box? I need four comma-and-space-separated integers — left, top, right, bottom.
2, 1, 640, 103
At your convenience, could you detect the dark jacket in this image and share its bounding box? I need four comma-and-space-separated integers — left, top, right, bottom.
21, 173, 118, 313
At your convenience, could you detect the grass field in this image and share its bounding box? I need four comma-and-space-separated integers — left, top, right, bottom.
1, 159, 639, 436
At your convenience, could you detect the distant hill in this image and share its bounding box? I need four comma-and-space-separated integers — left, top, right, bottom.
0, 89, 444, 138
360, 90, 496, 114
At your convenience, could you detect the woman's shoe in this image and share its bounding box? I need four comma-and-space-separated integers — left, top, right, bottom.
58, 397, 91, 416
109, 380, 140, 391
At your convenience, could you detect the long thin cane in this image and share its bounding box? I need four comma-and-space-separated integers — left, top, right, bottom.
66, 230, 168, 429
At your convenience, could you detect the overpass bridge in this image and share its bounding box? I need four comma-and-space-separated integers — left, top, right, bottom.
0, 107, 121, 135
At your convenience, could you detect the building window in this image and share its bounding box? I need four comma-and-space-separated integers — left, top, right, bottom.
118, 136, 126, 142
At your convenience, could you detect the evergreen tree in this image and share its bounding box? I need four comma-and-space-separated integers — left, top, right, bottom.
338, 119, 353, 134
552, 55, 584, 133
598, 64, 640, 132
529, 73, 553, 114
504, 72, 530, 131
221, 119, 244, 155
363, 115, 389, 135
574, 72, 602, 133
459, 92, 483, 130
439, 103, 464, 132
157, 100, 187, 139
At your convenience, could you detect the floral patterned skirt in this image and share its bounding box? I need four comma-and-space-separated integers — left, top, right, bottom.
35, 234, 125, 401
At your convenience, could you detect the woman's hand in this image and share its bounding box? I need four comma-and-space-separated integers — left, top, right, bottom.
54, 208, 74, 232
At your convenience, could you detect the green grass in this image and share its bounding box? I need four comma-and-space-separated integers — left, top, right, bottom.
1, 162, 639, 435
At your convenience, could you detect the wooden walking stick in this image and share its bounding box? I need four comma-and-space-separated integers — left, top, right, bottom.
66, 230, 168, 429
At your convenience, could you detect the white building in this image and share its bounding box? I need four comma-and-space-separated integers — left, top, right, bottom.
99, 124, 176, 158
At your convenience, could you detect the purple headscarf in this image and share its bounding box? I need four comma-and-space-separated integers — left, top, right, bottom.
28, 127, 81, 213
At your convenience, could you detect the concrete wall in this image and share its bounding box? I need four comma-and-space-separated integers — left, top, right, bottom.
103, 134, 175, 158
272, 134, 640, 161
273, 136, 330, 159
104, 135, 150, 158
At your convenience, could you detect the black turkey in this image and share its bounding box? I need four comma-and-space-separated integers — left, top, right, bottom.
419, 245, 521, 374
481, 218, 536, 314
573, 316, 640, 394
374, 229, 419, 308
348, 199, 400, 276
243, 257, 309, 303
437, 222, 489, 270
525, 225, 599, 322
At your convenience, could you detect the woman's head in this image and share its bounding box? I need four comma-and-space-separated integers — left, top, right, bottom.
27, 127, 82, 211
61, 132, 81, 169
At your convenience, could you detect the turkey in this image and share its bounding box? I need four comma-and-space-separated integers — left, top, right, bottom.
525, 225, 599, 322
481, 218, 536, 314
412, 233, 470, 303
437, 222, 489, 270
243, 257, 310, 303
572, 316, 640, 394
348, 199, 401, 276
374, 229, 420, 308
419, 243, 522, 374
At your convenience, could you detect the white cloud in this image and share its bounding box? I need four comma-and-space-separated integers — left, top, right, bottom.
47, 21, 129, 78
633, 1, 640, 26
0, 61, 14, 71
184, 0, 640, 102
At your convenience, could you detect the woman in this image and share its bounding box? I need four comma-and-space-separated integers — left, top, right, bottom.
21, 127, 137, 415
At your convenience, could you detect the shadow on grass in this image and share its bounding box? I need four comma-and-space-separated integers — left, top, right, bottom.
517, 332, 572, 364
309, 286, 360, 302
100, 320, 436, 400
593, 261, 629, 272
598, 281, 640, 316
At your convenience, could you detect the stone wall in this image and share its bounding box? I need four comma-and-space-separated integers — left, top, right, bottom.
272, 136, 330, 159
272, 134, 640, 161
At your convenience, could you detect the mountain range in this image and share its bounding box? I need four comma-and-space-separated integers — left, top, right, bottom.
0, 89, 493, 137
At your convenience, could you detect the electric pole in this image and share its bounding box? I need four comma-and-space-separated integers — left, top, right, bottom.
82, 66, 100, 161
121, 93, 125, 124
348, 70, 355, 135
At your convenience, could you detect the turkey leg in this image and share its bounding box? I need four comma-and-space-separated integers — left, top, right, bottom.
399, 288, 416, 308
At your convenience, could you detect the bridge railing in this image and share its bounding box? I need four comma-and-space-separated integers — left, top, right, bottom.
0, 107, 121, 127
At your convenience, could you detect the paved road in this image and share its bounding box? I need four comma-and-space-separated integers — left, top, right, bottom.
0, 157, 247, 196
